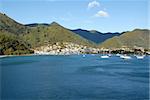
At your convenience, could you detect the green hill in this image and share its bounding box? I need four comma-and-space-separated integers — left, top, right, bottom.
0, 13, 95, 55
99, 29, 150, 49
1, 12, 149, 55
0, 30, 33, 55
0, 13, 28, 34
22, 22, 95, 48
0, 13, 33, 55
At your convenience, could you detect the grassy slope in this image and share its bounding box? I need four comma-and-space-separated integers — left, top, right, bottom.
22, 22, 96, 48
0, 13, 28, 34
99, 29, 150, 49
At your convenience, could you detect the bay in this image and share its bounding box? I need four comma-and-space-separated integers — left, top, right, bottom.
1, 55, 149, 100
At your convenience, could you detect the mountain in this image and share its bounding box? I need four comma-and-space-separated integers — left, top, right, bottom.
71, 29, 120, 44
0, 12, 149, 55
99, 29, 150, 49
22, 22, 95, 47
0, 13, 28, 34
25, 23, 50, 27
0, 13, 95, 55
0, 13, 33, 55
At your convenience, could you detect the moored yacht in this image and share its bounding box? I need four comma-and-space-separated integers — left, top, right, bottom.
0, 55, 7, 58
108, 54, 111, 57
101, 55, 109, 58
116, 53, 121, 56
135, 55, 145, 59
120, 54, 131, 59
82, 54, 86, 57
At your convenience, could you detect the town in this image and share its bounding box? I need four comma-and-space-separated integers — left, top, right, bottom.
34, 42, 149, 55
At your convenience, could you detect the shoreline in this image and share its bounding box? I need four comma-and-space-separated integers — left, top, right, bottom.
0, 53, 149, 58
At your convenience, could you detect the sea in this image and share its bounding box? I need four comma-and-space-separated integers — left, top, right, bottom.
1, 54, 149, 100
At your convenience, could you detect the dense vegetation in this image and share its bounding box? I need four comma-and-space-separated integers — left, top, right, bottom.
0, 30, 33, 55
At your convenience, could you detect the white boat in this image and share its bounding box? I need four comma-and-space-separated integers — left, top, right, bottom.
120, 55, 131, 59
116, 53, 121, 56
82, 54, 86, 57
101, 55, 109, 58
91, 54, 95, 56
0, 55, 7, 58
108, 54, 111, 57
135, 55, 145, 59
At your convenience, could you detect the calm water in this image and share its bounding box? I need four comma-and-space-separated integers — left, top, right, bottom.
1, 55, 149, 100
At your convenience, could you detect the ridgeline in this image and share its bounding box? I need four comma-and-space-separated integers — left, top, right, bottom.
0, 13, 149, 55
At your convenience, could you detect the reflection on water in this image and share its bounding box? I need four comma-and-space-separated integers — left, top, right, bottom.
1, 55, 149, 100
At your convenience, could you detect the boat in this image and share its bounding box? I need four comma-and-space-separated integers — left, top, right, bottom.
82, 54, 86, 57
120, 55, 131, 59
91, 54, 95, 56
116, 53, 121, 56
135, 55, 145, 59
101, 55, 109, 58
108, 54, 111, 57
0, 55, 7, 58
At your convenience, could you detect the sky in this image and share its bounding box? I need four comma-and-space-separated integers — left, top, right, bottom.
0, 0, 149, 32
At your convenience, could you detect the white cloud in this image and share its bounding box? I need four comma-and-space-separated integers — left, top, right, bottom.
88, 0, 100, 9
95, 10, 109, 17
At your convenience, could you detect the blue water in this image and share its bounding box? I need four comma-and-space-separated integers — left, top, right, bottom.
1, 55, 149, 100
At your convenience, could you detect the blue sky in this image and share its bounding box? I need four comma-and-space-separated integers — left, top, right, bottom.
0, 0, 149, 32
